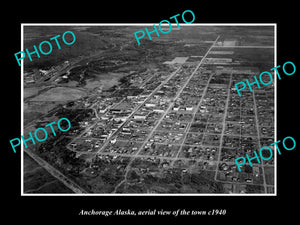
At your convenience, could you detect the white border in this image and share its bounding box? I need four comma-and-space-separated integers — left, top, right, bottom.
274, 23, 277, 196
21, 24, 24, 195
21, 23, 277, 196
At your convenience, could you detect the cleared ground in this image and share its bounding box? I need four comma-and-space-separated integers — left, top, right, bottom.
24, 153, 73, 193
29, 87, 86, 102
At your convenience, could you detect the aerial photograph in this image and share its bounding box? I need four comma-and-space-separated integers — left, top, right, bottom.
22, 24, 275, 194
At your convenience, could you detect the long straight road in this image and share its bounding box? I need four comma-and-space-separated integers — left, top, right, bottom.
66, 72, 158, 152
136, 35, 220, 160
172, 72, 214, 163
113, 35, 220, 193
213, 72, 233, 181
95, 66, 183, 154
252, 89, 268, 193
24, 149, 87, 194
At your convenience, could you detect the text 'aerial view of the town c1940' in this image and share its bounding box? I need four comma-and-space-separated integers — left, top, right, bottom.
22, 25, 275, 195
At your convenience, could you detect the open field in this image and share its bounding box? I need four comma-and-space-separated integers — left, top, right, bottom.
29, 87, 86, 102
24, 153, 73, 193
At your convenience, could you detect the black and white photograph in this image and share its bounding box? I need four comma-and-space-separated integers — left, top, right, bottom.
3, 4, 298, 224
21, 24, 275, 195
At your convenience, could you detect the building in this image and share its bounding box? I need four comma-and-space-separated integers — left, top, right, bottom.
133, 115, 146, 120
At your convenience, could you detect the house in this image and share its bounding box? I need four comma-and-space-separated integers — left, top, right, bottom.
153, 109, 164, 113
133, 115, 146, 120
145, 103, 156, 107
99, 108, 107, 113
110, 109, 122, 114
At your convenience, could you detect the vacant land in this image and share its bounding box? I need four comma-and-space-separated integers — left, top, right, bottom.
30, 87, 86, 102
24, 153, 73, 193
